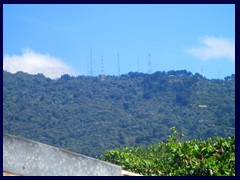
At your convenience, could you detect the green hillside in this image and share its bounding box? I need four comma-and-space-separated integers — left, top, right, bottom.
3, 70, 235, 157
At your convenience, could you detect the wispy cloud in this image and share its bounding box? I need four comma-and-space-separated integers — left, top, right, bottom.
3, 49, 78, 79
186, 36, 235, 61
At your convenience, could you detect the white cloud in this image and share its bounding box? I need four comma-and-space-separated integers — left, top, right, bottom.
186, 36, 235, 61
3, 49, 78, 79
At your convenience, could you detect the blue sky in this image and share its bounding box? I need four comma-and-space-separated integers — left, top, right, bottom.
3, 4, 235, 79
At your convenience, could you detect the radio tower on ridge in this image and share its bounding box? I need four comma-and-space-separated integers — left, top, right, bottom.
137, 56, 140, 72
101, 56, 104, 75
90, 48, 93, 76
148, 53, 152, 74
118, 53, 120, 76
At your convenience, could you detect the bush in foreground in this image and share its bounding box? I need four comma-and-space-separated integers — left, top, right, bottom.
99, 127, 235, 176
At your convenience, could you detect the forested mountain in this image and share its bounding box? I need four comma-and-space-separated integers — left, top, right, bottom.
3, 70, 235, 157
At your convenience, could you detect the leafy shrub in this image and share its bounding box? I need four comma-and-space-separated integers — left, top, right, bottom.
99, 127, 235, 176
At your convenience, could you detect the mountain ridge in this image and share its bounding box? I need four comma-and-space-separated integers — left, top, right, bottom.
3, 70, 235, 157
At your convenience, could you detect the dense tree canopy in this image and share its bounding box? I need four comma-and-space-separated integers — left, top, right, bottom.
3, 70, 235, 157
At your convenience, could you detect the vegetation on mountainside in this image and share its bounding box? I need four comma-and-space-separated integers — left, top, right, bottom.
100, 127, 235, 176
3, 70, 235, 157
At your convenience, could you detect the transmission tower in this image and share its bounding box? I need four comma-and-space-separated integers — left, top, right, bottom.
148, 53, 152, 74
201, 68, 204, 77
118, 53, 120, 76
90, 48, 93, 76
101, 56, 104, 75
137, 56, 140, 72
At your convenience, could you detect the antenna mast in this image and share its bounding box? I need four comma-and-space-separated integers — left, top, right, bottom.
148, 53, 152, 74
90, 48, 93, 76
118, 53, 120, 76
101, 56, 104, 75
137, 56, 140, 72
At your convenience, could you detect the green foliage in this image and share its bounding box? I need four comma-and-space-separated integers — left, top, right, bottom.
3, 70, 235, 157
100, 127, 235, 176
